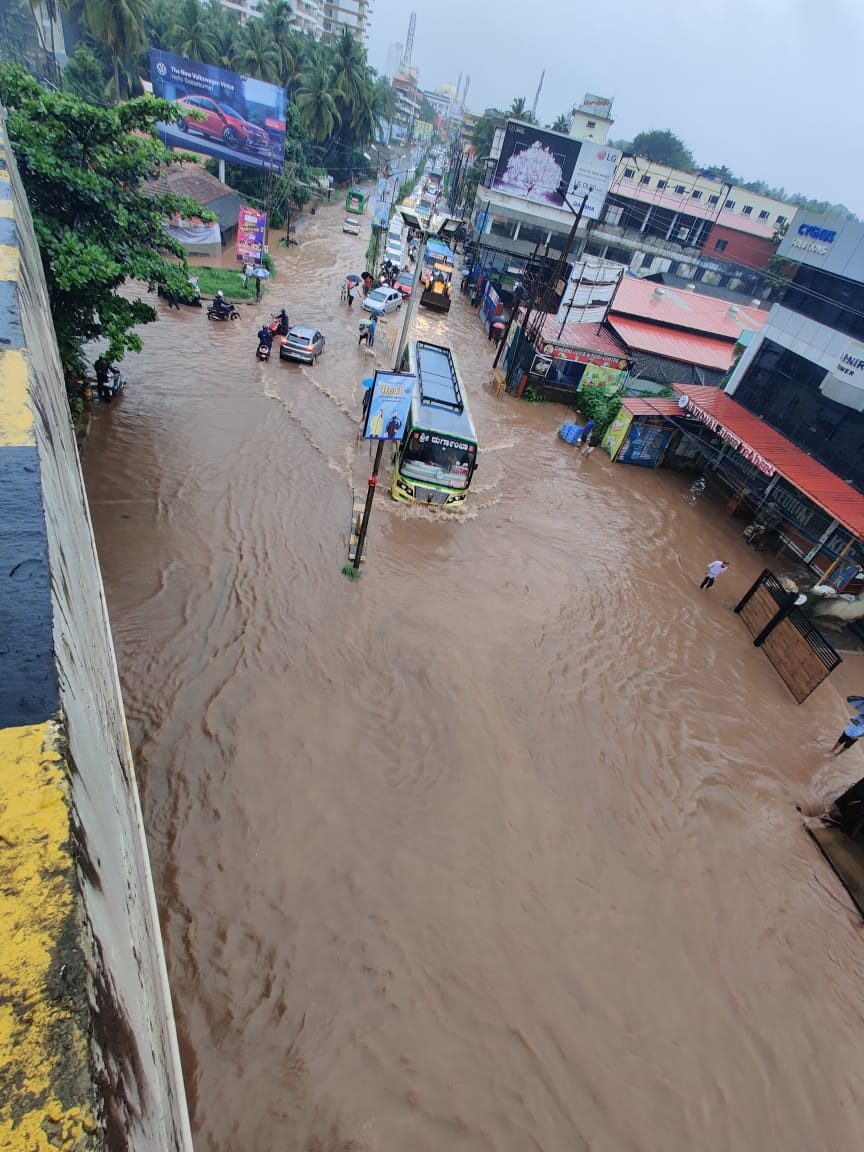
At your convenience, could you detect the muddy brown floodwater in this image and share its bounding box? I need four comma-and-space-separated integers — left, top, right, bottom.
84, 200, 864, 1152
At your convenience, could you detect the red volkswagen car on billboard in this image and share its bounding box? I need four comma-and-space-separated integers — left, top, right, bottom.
174, 94, 271, 154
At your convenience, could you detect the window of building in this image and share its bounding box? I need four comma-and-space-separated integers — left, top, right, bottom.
784, 264, 864, 343
603, 204, 623, 226
776, 215, 787, 225
725, 199, 735, 210
691, 190, 702, 200
641, 255, 653, 271
758, 210, 769, 220
714, 239, 728, 251
708, 195, 719, 205
742, 205, 753, 215
624, 168, 636, 179
586, 120, 596, 128
489, 216, 518, 239
640, 175, 651, 185
657, 180, 667, 189
517, 224, 547, 245
675, 184, 686, 194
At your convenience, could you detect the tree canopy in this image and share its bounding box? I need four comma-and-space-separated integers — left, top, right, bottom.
0, 63, 209, 369
630, 129, 695, 170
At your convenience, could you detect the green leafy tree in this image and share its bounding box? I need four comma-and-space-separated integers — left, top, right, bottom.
260, 0, 297, 86
77, 0, 148, 97
508, 96, 536, 124
168, 0, 220, 65
471, 111, 503, 162
61, 42, 111, 105
550, 112, 571, 133
294, 62, 340, 141
0, 64, 211, 368
236, 17, 281, 83
631, 129, 694, 170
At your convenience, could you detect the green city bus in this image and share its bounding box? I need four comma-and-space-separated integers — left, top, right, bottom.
391, 341, 478, 507
345, 187, 369, 213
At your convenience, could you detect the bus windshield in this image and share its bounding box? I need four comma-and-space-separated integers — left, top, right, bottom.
400, 430, 476, 488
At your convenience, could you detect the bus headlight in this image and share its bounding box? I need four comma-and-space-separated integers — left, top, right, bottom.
396, 478, 413, 495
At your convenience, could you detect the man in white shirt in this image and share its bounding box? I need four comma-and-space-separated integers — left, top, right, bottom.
831, 715, 864, 755
700, 560, 729, 590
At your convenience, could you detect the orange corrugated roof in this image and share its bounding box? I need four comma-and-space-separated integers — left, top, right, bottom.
622, 398, 683, 416
675, 385, 864, 537
536, 316, 628, 357
610, 277, 769, 338
608, 318, 735, 370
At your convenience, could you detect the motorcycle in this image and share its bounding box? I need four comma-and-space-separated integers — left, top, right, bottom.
207, 301, 240, 321
256, 337, 272, 361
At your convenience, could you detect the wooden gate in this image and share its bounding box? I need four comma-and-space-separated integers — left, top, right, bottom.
735, 569, 842, 703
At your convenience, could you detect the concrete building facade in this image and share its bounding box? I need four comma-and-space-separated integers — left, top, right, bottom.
725, 211, 864, 495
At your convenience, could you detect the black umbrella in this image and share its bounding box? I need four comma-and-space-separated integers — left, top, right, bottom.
345, 274, 362, 284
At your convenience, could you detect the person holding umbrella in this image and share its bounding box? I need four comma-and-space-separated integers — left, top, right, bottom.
252, 265, 270, 301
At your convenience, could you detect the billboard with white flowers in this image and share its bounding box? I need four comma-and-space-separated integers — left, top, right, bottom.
491, 121, 617, 220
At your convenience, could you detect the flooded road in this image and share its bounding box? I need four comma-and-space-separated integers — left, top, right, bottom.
84, 200, 864, 1152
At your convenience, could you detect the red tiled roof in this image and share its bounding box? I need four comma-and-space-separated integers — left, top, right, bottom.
142, 161, 233, 205
536, 316, 628, 357
608, 317, 735, 371
622, 398, 683, 416
674, 385, 864, 538
610, 277, 769, 339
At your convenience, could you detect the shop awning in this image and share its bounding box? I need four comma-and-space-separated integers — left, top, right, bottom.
675, 385, 864, 538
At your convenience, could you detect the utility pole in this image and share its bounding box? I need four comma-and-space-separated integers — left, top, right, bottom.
351, 213, 455, 573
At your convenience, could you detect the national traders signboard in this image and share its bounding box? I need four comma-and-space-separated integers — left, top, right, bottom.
491, 121, 617, 220
150, 49, 286, 173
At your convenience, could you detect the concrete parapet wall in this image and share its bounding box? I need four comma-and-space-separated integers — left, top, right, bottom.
0, 114, 192, 1151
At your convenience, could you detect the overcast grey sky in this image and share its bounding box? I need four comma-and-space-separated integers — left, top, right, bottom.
367, 0, 864, 217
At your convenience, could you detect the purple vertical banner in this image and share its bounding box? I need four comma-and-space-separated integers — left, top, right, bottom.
237, 205, 267, 265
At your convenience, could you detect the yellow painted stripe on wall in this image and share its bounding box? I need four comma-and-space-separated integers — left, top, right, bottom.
0, 200, 12, 219
0, 349, 35, 448
0, 243, 18, 281
0, 722, 96, 1149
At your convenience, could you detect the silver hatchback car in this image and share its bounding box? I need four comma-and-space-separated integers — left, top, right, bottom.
280, 325, 325, 364
362, 286, 402, 316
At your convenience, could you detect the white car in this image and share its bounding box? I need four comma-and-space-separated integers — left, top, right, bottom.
362, 286, 402, 316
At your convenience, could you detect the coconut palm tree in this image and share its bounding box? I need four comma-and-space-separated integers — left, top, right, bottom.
77, 0, 148, 96
207, 2, 242, 72
331, 28, 365, 118
294, 62, 340, 142
551, 112, 571, 133
236, 18, 281, 83
169, 0, 220, 66
260, 0, 297, 86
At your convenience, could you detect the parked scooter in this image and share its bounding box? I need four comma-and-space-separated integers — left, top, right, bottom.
89, 359, 125, 402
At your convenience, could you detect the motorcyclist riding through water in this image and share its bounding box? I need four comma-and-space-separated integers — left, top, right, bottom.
272, 308, 289, 336
212, 290, 233, 314
257, 324, 274, 349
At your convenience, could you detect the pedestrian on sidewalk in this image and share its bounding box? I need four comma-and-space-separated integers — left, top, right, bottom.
831, 715, 864, 755
367, 316, 377, 348
348, 283, 359, 308
700, 560, 729, 590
